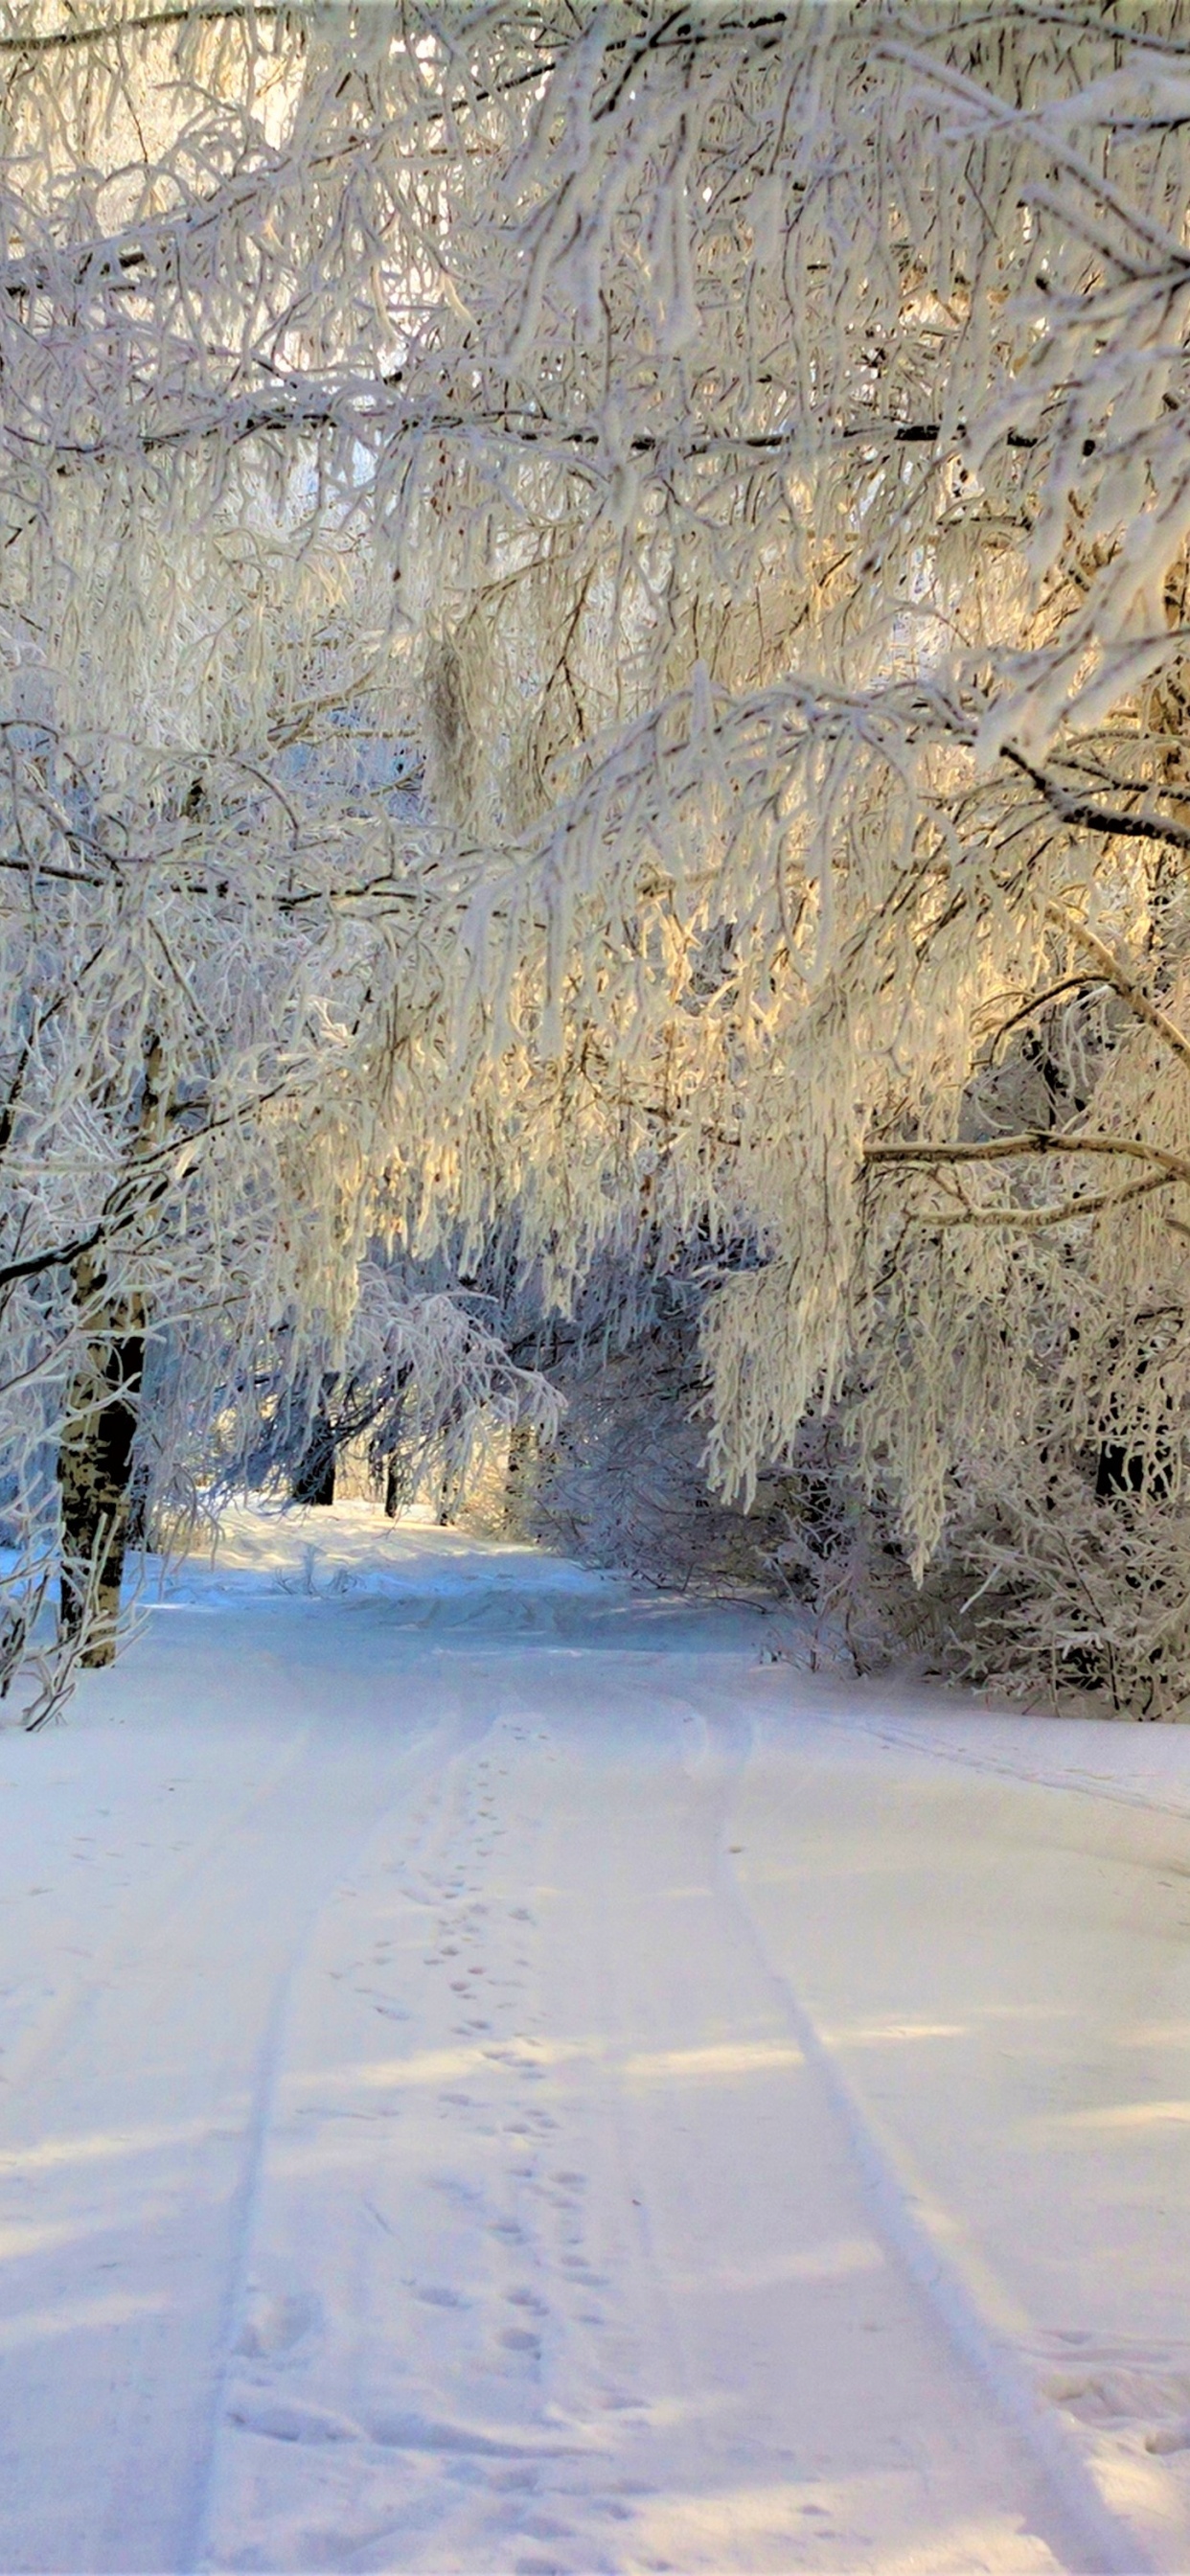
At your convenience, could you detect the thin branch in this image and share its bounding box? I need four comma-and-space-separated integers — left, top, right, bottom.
1003, 746, 1190, 858
0, 6, 283, 56
1044, 902, 1190, 1077
982, 974, 1100, 1061
865, 1130, 1190, 1185
929, 1171, 1176, 1230
11, 393, 973, 473
0, 1223, 102, 1294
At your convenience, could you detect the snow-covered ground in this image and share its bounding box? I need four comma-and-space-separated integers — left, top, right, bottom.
2, 1504, 1190, 2575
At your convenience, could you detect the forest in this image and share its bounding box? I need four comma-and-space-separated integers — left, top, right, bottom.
5, 0, 1190, 1717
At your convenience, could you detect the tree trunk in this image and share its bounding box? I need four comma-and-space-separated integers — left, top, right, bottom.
379, 1371, 413, 1517
57, 1267, 146, 1667
124, 1451, 152, 1550
292, 1393, 337, 1506
504, 1420, 538, 1530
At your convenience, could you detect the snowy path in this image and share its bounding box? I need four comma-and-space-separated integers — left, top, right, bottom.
1, 1512, 1189, 2573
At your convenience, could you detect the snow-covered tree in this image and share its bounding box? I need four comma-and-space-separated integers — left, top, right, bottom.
0, 9, 446, 1698
353, 1, 1190, 1705
10, 2, 1190, 1711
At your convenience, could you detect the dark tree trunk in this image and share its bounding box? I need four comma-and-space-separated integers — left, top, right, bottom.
57, 1267, 146, 1666
124, 1451, 152, 1550
292, 1399, 337, 1506
379, 1372, 413, 1517
504, 1421, 537, 1530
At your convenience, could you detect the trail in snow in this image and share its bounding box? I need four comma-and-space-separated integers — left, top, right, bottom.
0, 1505, 1188, 2573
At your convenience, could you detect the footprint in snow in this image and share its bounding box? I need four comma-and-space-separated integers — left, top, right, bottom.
228, 2397, 358, 2445
428, 2173, 485, 2214
234, 2289, 321, 2359
368, 2412, 583, 2458
1147, 2420, 1190, 2454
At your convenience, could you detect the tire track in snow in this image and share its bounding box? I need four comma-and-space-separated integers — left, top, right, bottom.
709, 1706, 1156, 2576
778, 1680, 1190, 1828
0, 1670, 461, 2569
79, 1636, 1145, 2576
495, 1662, 1089, 2574
0, 1701, 325, 2109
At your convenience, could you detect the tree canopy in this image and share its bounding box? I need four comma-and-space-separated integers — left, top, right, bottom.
5, 1, 1190, 1714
